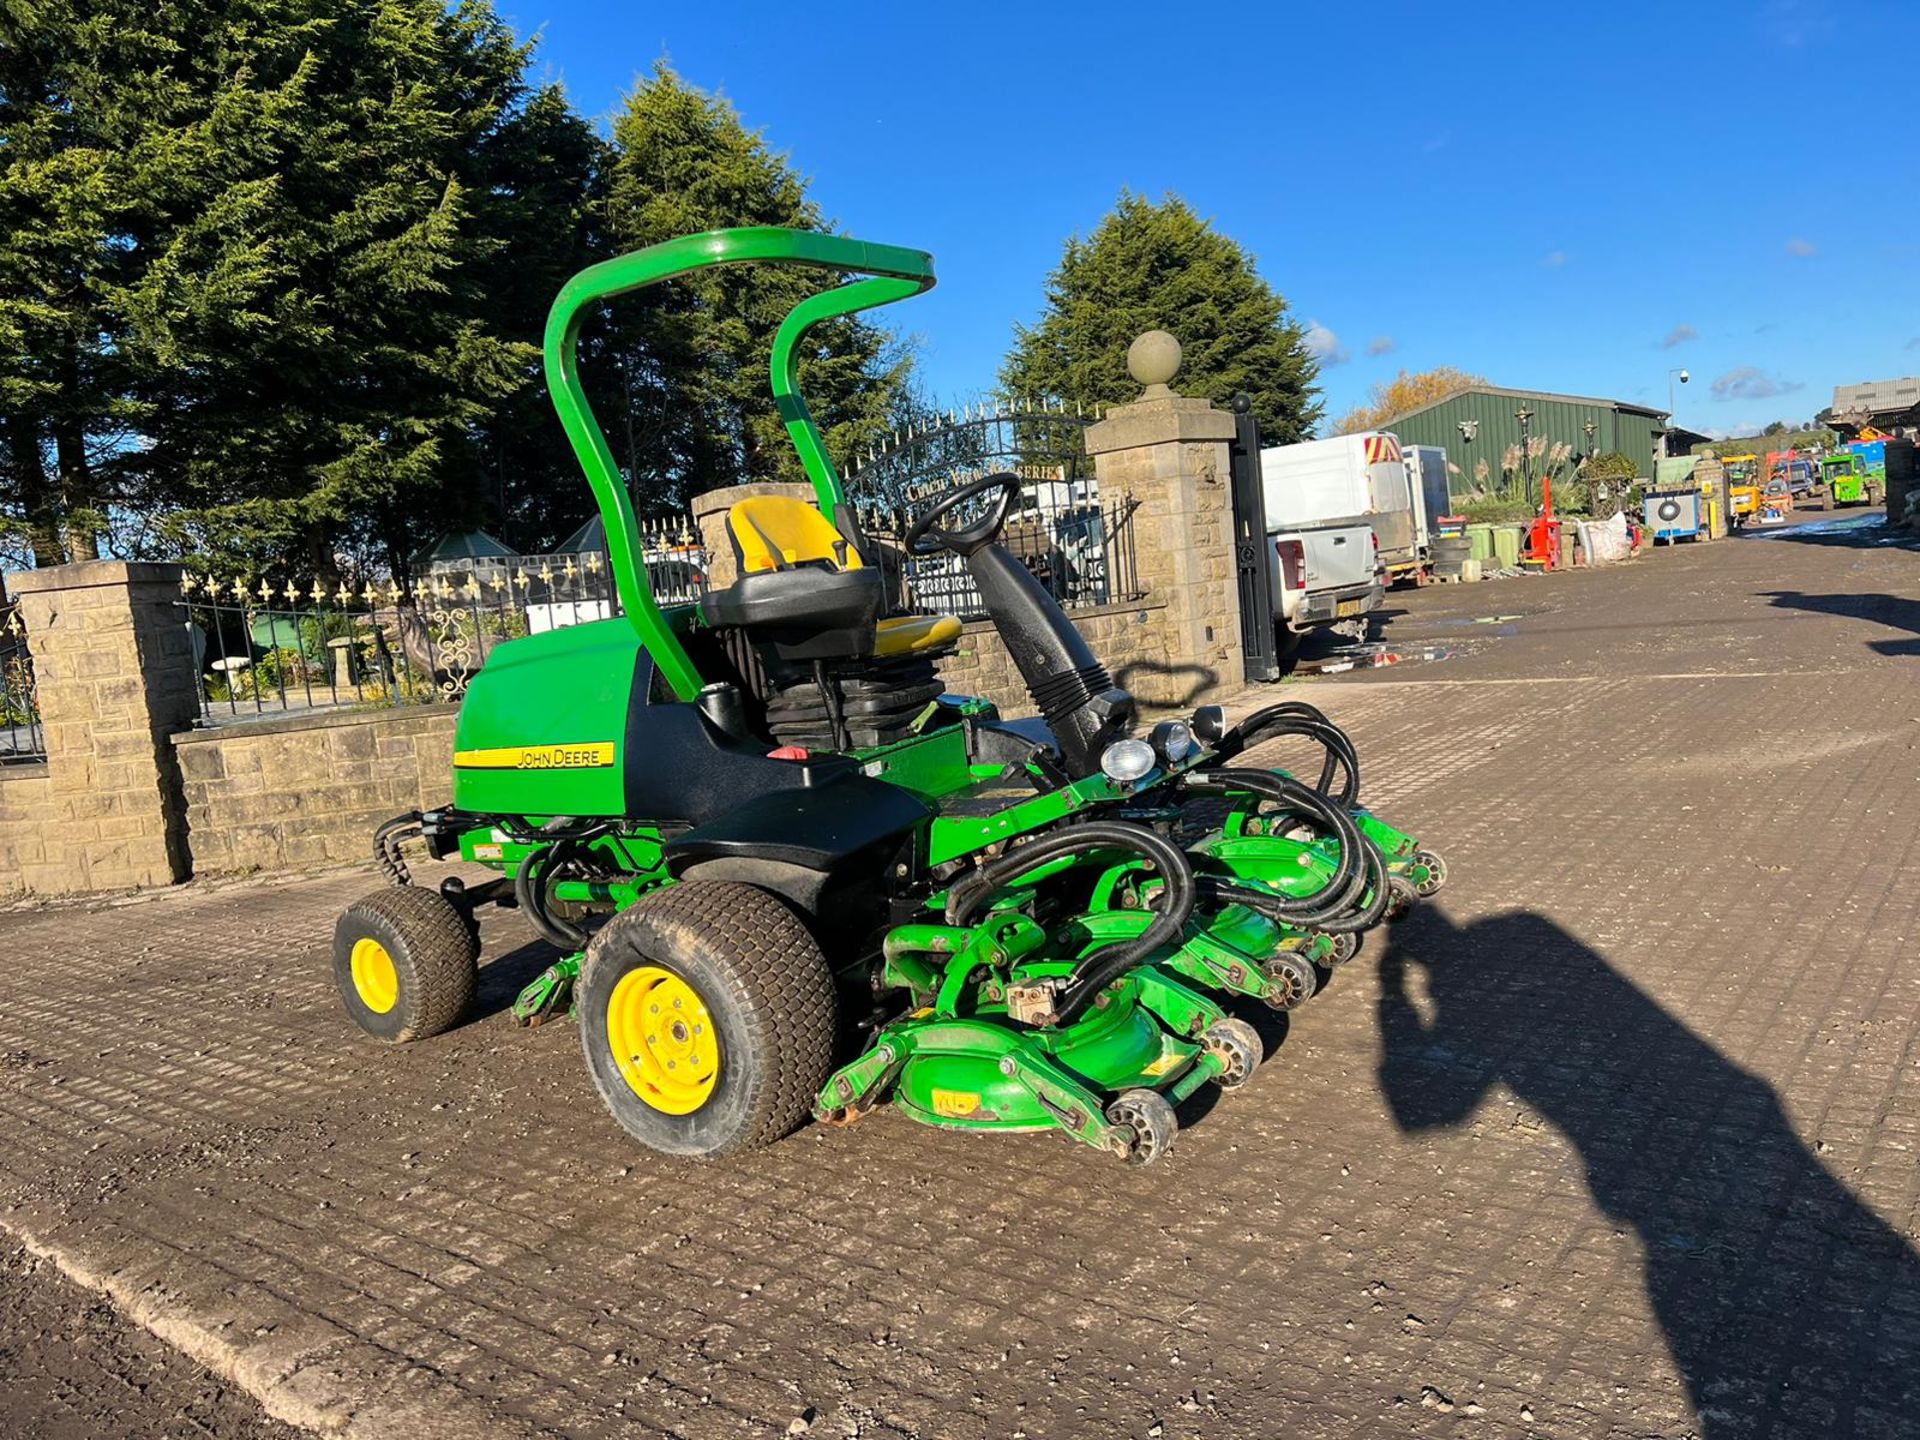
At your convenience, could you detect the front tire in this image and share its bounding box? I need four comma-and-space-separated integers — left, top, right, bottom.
333, 886, 480, 1043
578, 882, 835, 1159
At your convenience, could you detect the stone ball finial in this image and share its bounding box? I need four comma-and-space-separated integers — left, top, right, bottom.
1127, 330, 1181, 396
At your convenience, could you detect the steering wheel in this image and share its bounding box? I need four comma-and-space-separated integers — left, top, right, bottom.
903, 472, 1023, 557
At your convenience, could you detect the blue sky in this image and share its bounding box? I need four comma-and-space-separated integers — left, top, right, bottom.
500, 0, 1918, 438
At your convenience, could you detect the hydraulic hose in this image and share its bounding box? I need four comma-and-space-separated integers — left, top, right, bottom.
512, 820, 602, 952
1211, 701, 1361, 805
945, 820, 1196, 1027
1311, 835, 1391, 934
1185, 768, 1374, 926
373, 812, 423, 886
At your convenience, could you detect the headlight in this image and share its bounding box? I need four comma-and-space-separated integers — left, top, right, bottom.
1189, 705, 1226, 745
1150, 720, 1193, 765
1099, 738, 1157, 785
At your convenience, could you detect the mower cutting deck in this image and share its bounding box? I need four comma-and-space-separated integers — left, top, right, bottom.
330, 227, 1447, 1165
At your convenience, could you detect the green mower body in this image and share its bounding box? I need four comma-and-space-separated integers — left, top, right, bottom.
331, 227, 1446, 1166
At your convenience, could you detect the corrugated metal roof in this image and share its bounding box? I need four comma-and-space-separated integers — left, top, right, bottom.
1833, 376, 1920, 415
1381, 384, 1669, 430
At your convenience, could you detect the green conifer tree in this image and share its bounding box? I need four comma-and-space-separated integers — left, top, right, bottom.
599, 63, 908, 509
1001, 192, 1321, 443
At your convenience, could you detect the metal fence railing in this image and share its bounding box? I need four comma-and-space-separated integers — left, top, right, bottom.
176, 526, 705, 726
170, 484, 1141, 729
855, 484, 1144, 621
1, 603, 45, 763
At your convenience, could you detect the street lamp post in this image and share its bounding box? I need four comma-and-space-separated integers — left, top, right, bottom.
1666, 369, 1690, 457
1515, 406, 1534, 504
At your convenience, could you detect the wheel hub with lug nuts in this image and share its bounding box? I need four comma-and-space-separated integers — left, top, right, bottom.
606, 964, 720, 1115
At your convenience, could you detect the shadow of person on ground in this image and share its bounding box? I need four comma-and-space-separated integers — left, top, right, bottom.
1762, 589, 1920, 656
1378, 907, 1920, 1437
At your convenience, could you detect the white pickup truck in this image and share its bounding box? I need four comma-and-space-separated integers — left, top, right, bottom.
1259, 435, 1390, 653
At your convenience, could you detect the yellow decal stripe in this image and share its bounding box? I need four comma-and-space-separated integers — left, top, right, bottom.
931, 1089, 981, 1118
454, 742, 616, 771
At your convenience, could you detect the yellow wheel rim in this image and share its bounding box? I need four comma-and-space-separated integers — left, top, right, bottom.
350, 937, 400, 1014
606, 965, 720, 1115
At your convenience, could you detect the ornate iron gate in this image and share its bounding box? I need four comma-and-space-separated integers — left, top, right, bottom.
843, 404, 1141, 620
1227, 397, 1281, 681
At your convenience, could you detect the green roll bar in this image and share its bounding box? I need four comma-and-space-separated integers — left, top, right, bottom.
542, 226, 937, 700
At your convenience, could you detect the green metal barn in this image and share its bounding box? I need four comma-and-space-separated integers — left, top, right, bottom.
1375, 385, 1671, 490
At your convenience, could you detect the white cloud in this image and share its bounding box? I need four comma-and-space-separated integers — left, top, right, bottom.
1711, 366, 1803, 402
1542, 250, 1567, 268
1785, 237, 1817, 257
1660, 324, 1698, 350
1762, 0, 1836, 48
1304, 320, 1349, 366
1366, 335, 1397, 358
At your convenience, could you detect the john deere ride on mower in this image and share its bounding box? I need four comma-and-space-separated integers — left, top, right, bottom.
332, 228, 1446, 1165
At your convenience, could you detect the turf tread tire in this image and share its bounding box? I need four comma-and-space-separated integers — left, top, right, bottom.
333, 886, 480, 1043
578, 882, 835, 1159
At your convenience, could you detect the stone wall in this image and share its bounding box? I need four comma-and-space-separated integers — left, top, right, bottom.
0, 764, 54, 897
1086, 394, 1243, 711
173, 707, 460, 877
1, 562, 199, 895
935, 598, 1176, 718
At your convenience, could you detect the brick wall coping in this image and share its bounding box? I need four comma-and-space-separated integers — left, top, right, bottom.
957, 596, 1167, 635
171, 702, 458, 748
4, 559, 184, 595
1085, 394, 1236, 453
0, 762, 48, 783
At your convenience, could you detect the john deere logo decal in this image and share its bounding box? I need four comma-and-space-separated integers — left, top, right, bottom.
454, 743, 615, 770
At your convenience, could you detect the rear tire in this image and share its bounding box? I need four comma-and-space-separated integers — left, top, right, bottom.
578, 881, 835, 1159
333, 886, 479, 1043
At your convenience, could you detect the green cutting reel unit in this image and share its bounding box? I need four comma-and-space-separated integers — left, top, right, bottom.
331, 228, 1447, 1165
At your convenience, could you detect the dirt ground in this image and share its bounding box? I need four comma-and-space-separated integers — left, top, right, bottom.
0, 1239, 300, 1439
2, 510, 1919, 1438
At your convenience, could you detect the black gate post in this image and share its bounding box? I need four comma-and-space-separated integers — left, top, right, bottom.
1228, 394, 1280, 682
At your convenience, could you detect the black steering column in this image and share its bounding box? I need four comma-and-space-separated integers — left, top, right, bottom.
906, 473, 1136, 778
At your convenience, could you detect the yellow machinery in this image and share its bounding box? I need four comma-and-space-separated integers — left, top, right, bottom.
1722, 455, 1761, 527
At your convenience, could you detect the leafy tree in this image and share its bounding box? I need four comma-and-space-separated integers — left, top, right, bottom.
1580, 451, 1639, 482
1, 0, 598, 578
126, 0, 580, 580
0, 0, 158, 564
1333, 366, 1488, 436
595, 63, 908, 510
2, 23, 912, 576
1763, 419, 1788, 436
1001, 192, 1321, 444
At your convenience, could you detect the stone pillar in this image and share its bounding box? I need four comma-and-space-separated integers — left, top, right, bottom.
1084, 332, 1243, 710
6, 561, 196, 893
691, 481, 815, 589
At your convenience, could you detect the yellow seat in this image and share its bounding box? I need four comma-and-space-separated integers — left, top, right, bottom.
721, 497, 961, 659
727, 495, 864, 574
875, 614, 963, 657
